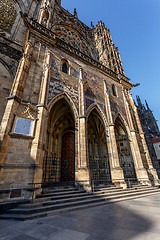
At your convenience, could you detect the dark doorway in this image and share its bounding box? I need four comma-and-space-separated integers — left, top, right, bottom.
115, 117, 137, 180
43, 98, 75, 183
61, 131, 75, 181
87, 108, 111, 182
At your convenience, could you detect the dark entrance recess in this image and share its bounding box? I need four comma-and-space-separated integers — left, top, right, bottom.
61, 131, 75, 182
115, 117, 137, 180
43, 98, 75, 184
87, 108, 111, 183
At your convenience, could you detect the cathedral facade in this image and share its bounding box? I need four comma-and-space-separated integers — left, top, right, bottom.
0, 0, 159, 200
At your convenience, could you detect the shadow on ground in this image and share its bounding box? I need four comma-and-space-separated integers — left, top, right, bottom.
1, 194, 159, 240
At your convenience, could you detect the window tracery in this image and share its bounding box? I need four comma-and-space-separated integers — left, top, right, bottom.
52, 26, 92, 57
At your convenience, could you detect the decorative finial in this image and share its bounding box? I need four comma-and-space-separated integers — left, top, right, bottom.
91, 21, 94, 29
145, 100, 150, 110
74, 8, 78, 18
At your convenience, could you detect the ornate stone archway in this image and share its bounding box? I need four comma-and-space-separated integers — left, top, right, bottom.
87, 107, 111, 182
43, 96, 76, 183
114, 116, 137, 180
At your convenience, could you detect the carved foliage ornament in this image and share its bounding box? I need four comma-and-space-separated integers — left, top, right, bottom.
0, 0, 17, 32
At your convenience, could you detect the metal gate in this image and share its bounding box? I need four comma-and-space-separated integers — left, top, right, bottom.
42, 153, 60, 182
89, 156, 111, 182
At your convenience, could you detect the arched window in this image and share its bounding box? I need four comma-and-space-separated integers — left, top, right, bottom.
62, 60, 68, 74
112, 84, 117, 97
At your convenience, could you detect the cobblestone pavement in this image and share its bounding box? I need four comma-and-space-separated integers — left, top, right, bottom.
1, 194, 160, 240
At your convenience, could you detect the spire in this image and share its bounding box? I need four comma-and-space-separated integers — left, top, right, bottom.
136, 95, 143, 107
94, 21, 125, 75
91, 21, 94, 29
145, 100, 150, 110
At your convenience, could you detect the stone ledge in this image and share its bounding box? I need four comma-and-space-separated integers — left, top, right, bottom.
9, 133, 34, 140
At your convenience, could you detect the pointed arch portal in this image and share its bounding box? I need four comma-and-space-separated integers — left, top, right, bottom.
87, 108, 111, 182
43, 98, 75, 182
115, 116, 136, 179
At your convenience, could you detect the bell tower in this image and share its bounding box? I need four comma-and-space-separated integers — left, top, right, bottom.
95, 21, 125, 75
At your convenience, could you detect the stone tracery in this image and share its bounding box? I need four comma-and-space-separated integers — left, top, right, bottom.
51, 25, 92, 57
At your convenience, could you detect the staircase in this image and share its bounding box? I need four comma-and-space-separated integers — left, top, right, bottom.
0, 184, 160, 221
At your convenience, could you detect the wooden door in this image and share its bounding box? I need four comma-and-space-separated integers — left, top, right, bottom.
61, 131, 75, 182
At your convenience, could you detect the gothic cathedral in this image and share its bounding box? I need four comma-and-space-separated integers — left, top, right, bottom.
0, 0, 159, 201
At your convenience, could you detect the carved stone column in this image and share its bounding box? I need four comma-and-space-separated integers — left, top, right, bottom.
103, 80, 126, 188
122, 88, 150, 185
76, 67, 90, 190
30, 49, 51, 194
128, 92, 159, 185
0, 41, 32, 163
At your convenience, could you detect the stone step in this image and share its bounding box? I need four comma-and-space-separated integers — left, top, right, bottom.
21, 186, 158, 208
131, 185, 151, 189
18, 187, 160, 209
102, 188, 160, 201
35, 187, 122, 202
30, 186, 151, 205
93, 185, 120, 189
42, 185, 120, 194
42, 187, 80, 194
95, 187, 159, 197
37, 189, 86, 198
4, 187, 160, 215
6, 196, 106, 215
1, 189, 160, 221
94, 186, 156, 194
32, 191, 90, 203
0, 199, 29, 214
19, 193, 96, 209
94, 184, 148, 190
93, 184, 149, 190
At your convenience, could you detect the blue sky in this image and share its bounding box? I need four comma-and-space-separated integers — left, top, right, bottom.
61, 0, 160, 128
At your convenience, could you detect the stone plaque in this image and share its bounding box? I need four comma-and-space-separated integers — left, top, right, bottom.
14, 117, 34, 136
